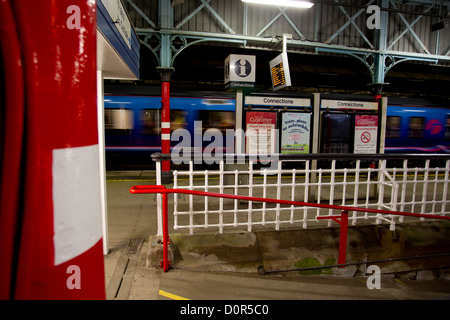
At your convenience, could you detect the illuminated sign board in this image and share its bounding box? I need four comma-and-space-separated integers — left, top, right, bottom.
224, 54, 256, 89
269, 52, 291, 91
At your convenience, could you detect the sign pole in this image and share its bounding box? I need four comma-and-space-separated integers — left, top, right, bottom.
224, 55, 255, 186
224, 54, 256, 154
235, 89, 244, 154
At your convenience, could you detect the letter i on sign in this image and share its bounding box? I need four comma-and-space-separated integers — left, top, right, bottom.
239, 60, 246, 76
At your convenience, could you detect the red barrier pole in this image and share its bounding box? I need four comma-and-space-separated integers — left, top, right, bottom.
130, 185, 450, 272
338, 211, 349, 267
316, 211, 349, 267
162, 192, 170, 272
132, 185, 171, 271
131, 185, 450, 222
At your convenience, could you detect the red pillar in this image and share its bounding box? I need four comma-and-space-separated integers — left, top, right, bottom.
157, 67, 175, 184
9, 0, 105, 299
0, 0, 25, 299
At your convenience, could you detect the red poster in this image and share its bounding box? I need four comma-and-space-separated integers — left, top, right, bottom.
354, 115, 378, 154
246, 112, 277, 154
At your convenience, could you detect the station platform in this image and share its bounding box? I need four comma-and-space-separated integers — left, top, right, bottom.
104, 171, 450, 300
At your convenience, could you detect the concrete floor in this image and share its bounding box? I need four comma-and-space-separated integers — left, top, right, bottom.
103, 171, 450, 301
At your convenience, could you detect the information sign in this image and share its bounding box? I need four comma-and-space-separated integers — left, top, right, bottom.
354, 115, 378, 154
321, 99, 378, 110
246, 112, 277, 154
269, 52, 291, 91
101, 0, 132, 49
225, 54, 256, 88
245, 96, 310, 107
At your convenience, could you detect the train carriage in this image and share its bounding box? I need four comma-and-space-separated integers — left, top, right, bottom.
385, 105, 450, 153
104, 95, 235, 167
104, 94, 450, 167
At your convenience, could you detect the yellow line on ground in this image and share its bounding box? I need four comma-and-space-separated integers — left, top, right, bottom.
158, 289, 190, 300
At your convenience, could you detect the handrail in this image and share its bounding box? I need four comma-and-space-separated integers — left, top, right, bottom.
130, 184, 450, 272
151, 152, 450, 162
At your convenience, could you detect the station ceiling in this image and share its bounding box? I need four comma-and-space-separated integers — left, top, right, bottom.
106, 0, 450, 99
107, 43, 450, 99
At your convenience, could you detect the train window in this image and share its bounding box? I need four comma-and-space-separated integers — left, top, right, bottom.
445, 116, 450, 141
171, 110, 188, 131
408, 117, 424, 138
104, 108, 134, 135
198, 111, 235, 133
140, 109, 161, 135
386, 116, 401, 138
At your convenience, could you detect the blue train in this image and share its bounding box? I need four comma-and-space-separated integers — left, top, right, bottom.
104, 95, 235, 165
385, 104, 450, 153
104, 95, 450, 166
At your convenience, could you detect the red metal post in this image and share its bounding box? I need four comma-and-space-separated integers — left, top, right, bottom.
338, 211, 349, 267
130, 185, 450, 273
162, 192, 170, 272
316, 211, 349, 267
157, 67, 175, 184
161, 82, 170, 171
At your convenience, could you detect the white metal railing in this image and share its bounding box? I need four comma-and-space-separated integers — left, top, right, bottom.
153, 153, 450, 235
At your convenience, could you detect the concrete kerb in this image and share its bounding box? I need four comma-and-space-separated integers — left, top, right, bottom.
145, 221, 450, 278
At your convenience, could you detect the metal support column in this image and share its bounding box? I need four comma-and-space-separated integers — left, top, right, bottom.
157, 0, 175, 184
370, 0, 389, 98
309, 92, 321, 202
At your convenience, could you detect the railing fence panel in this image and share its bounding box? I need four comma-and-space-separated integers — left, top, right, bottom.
153, 154, 450, 235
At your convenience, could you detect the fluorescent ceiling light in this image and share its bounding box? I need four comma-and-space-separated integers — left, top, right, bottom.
242, 0, 314, 8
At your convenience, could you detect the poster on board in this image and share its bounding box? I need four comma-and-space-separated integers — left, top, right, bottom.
354, 115, 378, 154
246, 112, 277, 154
281, 112, 311, 153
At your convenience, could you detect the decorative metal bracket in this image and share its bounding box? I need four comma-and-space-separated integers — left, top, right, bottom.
316, 47, 438, 95
141, 32, 244, 68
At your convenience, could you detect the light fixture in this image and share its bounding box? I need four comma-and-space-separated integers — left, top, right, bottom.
431, 10, 449, 32
241, 0, 314, 9
431, 20, 449, 32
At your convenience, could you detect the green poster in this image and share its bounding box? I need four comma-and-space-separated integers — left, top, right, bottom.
281, 112, 311, 154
